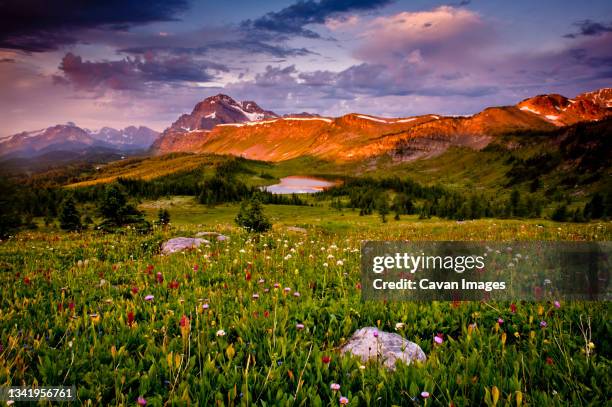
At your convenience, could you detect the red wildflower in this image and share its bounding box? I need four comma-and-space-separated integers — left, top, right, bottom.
546, 357, 554, 365
193, 264, 199, 272
57, 303, 64, 312
245, 272, 252, 281
264, 311, 270, 318
180, 314, 189, 328
131, 286, 139, 294
322, 355, 331, 364
156, 272, 163, 284
146, 264, 154, 274
23, 277, 31, 285
68, 302, 75, 311
127, 311, 135, 326
169, 280, 179, 289
510, 303, 517, 313
356, 283, 362, 290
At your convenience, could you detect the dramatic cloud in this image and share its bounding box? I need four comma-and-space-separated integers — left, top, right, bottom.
0, 0, 188, 52
224, 7, 612, 118
53, 52, 228, 92
242, 0, 393, 38
1, 1, 611, 138
564, 20, 612, 38
354, 6, 493, 66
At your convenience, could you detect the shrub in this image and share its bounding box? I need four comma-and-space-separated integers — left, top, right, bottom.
59, 196, 82, 231
235, 195, 271, 232
97, 184, 150, 232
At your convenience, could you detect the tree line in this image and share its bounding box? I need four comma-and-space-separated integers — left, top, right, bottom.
320, 176, 612, 223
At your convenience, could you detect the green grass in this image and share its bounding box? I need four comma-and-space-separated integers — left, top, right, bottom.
140, 196, 610, 240
1, 198, 610, 406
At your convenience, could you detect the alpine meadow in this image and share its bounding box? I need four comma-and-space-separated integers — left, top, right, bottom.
1, 1, 611, 406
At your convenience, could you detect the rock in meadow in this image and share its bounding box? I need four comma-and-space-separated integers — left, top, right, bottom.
340, 327, 426, 370
161, 237, 208, 255
195, 232, 230, 241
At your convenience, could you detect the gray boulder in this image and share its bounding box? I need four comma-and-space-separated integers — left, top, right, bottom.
161, 237, 208, 255
340, 327, 426, 369
195, 232, 230, 241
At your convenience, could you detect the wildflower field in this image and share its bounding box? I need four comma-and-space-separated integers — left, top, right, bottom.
0, 204, 610, 406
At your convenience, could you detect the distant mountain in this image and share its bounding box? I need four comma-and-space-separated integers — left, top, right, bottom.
88, 126, 159, 149
151, 88, 611, 162
0, 123, 158, 159
0, 124, 105, 158
283, 112, 321, 118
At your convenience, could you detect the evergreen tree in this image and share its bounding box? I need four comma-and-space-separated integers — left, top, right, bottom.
572, 208, 585, 223
419, 202, 432, 219
98, 184, 149, 232
158, 208, 171, 225
529, 177, 542, 192
377, 196, 390, 223
509, 190, 521, 217
59, 196, 82, 231
235, 195, 271, 232
551, 204, 568, 222
0, 178, 23, 238
392, 193, 414, 215
584, 192, 604, 219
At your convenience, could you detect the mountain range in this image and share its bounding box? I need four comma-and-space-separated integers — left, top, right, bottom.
0, 124, 158, 158
1, 88, 610, 167
151, 89, 611, 162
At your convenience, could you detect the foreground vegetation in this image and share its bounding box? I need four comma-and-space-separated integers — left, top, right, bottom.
0, 119, 610, 405
0, 203, 610, 405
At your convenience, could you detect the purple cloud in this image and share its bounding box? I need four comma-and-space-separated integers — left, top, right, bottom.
0, 0, 188, 52
564, 20, 612, 39
242, 0, 393, 38
53, 52, 227, 92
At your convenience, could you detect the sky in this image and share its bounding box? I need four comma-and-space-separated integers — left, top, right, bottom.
0, 0, 611, 136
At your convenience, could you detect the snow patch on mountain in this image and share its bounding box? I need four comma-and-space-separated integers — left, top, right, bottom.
356, 115, 389, 123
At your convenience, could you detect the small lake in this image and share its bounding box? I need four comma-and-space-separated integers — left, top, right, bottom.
262, 176, 337, 194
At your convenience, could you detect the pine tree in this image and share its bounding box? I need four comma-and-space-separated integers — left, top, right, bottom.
59, 197, 82, 231
158, 208, 170, 225
0, 177, 23, 238
584, 192, 604, 219
98, 184, 149, 232
378, 196, 390, 223
551, 204, 568, 222
235, 194, 271, 232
